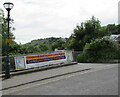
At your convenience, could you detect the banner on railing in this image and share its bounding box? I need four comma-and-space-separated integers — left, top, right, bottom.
15, 57, 26, 70
15, 52, 68, 70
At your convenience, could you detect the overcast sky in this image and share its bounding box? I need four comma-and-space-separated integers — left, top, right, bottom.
0, 0, 119, 44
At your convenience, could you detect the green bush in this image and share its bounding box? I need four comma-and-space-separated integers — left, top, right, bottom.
77, 53, 86, 63
2, 56, 15, 72
77, 37, 120, 63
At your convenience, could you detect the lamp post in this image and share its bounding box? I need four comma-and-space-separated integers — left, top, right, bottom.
3, 2, 14, 78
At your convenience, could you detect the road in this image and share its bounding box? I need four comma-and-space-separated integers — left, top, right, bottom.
2, 63, 118, 95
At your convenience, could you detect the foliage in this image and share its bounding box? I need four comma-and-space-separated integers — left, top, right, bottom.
1, 12, 119, 56
77, 37, 120, 63
18, 37, 67, 54
0, 9, 16, 56
66, 16, 119, 51
2, 8, 120, 71
66, 16, 100, 51
51, 39, 65, 51
107, 24, 120, 34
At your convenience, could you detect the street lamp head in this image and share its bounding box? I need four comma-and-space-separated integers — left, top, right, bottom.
3, 2, 14, 11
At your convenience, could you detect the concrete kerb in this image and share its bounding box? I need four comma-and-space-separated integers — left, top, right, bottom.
0, 62, 77, 79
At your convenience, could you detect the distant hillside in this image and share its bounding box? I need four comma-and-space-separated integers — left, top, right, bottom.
18, 37, 68, 54
26, 37, 67, 46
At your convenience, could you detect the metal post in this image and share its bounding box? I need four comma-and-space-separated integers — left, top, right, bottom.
3, 2, 14, 79
5, 10, 10, 79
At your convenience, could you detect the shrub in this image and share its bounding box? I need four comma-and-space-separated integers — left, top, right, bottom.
77, 53, 86, 63
77, 37, 120, 63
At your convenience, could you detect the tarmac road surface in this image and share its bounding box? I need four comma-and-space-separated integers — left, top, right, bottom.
2, 63, 118, 95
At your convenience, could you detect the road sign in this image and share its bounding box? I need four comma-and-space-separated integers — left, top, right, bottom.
5, 38, 12, 43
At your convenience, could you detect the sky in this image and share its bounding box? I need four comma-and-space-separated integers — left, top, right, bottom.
0, 0, 119, 44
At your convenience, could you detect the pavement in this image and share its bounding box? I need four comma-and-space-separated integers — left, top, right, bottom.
1, 62, 118, 91
0, 62, 77, 78
1, 62, 88, 90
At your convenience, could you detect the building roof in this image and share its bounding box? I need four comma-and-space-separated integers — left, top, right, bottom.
110, 34, 120, 41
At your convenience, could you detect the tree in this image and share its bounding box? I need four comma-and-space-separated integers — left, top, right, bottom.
66, 16, 119, 51
51, 39, 65, 51
66, 16, 102, 51
107, 24, 118, 34
117, 24, 120, 34
18, 44, 29, 54
0, 8, 17, 56
38, 44, 51, 52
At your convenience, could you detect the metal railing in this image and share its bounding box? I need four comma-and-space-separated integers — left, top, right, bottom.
1, 51, 74, 73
